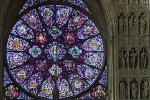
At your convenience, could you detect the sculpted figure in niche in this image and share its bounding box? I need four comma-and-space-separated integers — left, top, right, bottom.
139, 13, 146, 35
140, 47, 148, 69
119, 47, 128, 69
128, 13, 136, 35
119, 77, 128, 99
118, 13, 126, 35
129, 48, 138, 69
130, 78, 138, 99
140, 78, 149, 99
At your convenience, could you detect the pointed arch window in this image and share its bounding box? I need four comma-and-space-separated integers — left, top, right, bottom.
3, 0, 107, 99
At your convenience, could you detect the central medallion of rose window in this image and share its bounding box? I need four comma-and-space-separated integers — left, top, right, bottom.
45, 42, 66, 61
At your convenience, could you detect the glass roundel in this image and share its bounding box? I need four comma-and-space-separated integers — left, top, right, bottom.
6, 1, 105, 99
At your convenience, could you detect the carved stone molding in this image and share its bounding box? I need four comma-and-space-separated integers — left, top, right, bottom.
119, 37, 128, 47
128, 37, 138, 46
129, 70, 139, 76
119, 70, 129, 76
139, 70, 149, 76
139, 36, 149, 46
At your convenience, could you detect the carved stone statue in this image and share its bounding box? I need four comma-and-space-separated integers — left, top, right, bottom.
140, 47, 148, 69
119, 77, 128, 99
140, 78, 149, 99
118, 13, 126, 35
139, 13, 146, 35
119, 47, 128, 69
128, 13, 136, 35
129, 48, 138, 69
130, 78, 138, 99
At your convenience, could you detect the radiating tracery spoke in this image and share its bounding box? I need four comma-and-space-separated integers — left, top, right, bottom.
65, 78, 75, 95
6, 1, 105, 100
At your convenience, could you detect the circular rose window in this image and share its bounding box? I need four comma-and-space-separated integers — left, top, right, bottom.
5, 1, 105, 99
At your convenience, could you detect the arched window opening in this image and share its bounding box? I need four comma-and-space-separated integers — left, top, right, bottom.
3, 0, 107, 99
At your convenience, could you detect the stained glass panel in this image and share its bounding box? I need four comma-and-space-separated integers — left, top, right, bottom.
4, 0, 107, 99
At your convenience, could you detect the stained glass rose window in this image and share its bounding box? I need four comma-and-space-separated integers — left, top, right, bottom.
4, 0, 107, 99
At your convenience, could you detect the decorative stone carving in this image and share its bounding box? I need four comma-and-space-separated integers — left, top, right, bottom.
119, 47, 128, 69
139, 12, 146, 35
119, 70, 128, 76
140, 47, 148, 69
128, 13, 136, 35
139, 36, 149, 46
119, 37, 128, 46
129, 0, 138, 4
140, 70, 149, 76
130, 78, 138, 99
129, 70, 139, 76
129, 48, 138, 69
129, 36, 138, 46
140, 78, 149, 99
119, 77, 128, 99
118, 13, 126, 35
120, 0, 126, 4
139, 0, 147, 4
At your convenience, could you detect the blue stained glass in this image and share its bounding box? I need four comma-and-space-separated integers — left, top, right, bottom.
68, 10, 88, 31
77, 20, 99, 39
22, 9, 43, 31
45, 42, 66, 61
22, 73, 42, 94
4, 0, 107, 99
12, 19, 34, 39
82, 52, 104, 68
100, 69, 108, 85
39, 5, 55, 28
29, 45, 42, 58
38, 78, 54, 99
69, 45, 82, 58
20, 0, 39, 13
48, 26, 62, 39
7, 52, 30, 68
20, 0, 90, 14
56, 5, 73, 27
77, 65, 99, 84
82, 35, 104, 51
7, 36, 30, 51
4, 68, 12, 87
57, 79, 73, 98
10, 65, 34, 83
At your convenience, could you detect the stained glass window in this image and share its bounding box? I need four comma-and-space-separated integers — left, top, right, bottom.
4, 0, 107, 99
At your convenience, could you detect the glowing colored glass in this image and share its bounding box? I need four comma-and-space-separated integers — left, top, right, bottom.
69, 46, 82, 58
29, 45, 42, 58
5, 0, 107, 99
45, 42, 66, 61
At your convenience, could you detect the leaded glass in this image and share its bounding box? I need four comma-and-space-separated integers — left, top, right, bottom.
4, 0, 107, 99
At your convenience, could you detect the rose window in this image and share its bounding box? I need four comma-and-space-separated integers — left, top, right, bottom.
5, 0, 106, 99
